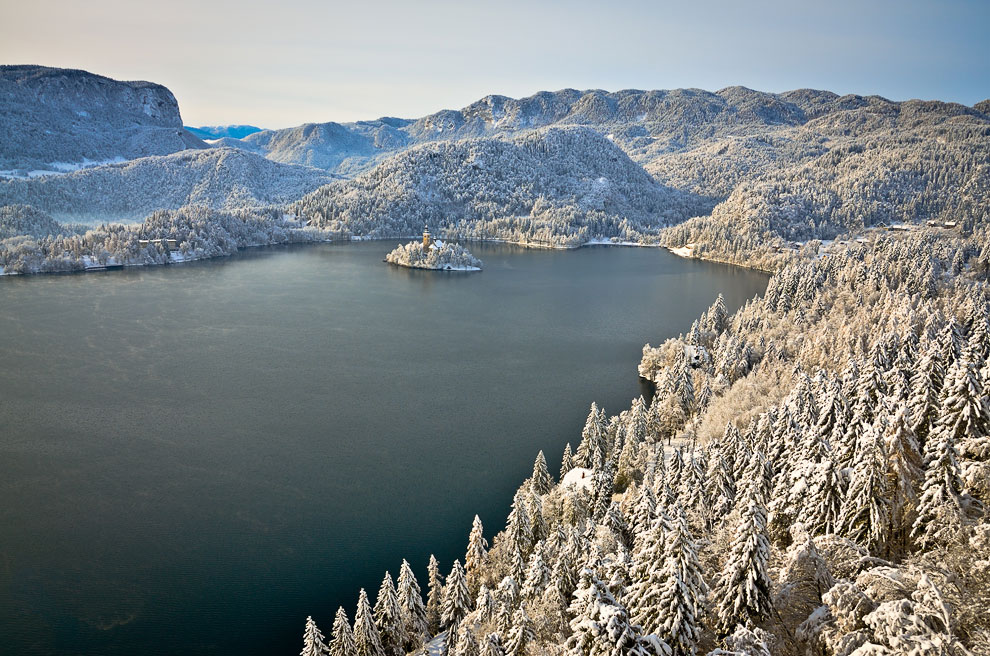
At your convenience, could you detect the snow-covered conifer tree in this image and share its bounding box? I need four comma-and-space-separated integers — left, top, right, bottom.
505, 604, 536, 656
397, 559, 429, 650
912, 428, 969, 549
838, 423, 892, 551
441, 559, 472, 630
576, 403, 607, 468
354, 589, 385, 656
465, 515, 489, 598
712, 488, 772, 636
532, 450, 553, 495
566, 567, 669, 656
561, 443, 576, 477
427, 555, 443, 635
373, 572, 403, 656
521, 551, 551, 600
301, 616, 330, 656
648, 507, 708, 654
452, 624, 480, 656
481, 633, 507, 656
329, 607, 357, 656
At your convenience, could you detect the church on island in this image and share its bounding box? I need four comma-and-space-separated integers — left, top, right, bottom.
383, 226, 483, 271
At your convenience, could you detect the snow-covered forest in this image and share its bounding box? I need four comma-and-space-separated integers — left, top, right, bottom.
0, 204, 340, 274
385, 240, 482, 271
293, 127, 705, 248
297, 226, 990, 656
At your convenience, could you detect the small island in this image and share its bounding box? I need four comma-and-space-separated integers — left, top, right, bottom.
385, 227, 483, 271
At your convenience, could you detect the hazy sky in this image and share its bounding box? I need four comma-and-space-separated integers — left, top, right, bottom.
2, 0, 988, 128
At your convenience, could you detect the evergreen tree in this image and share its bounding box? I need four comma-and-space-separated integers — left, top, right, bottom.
908, 346, 943, 446
531, 450, 553, 495
838, 423, 892, 551
505, 604, 536, 656
650, 508, 708, 655
465, 515, 489, 599
883, 405, 922, 551
576, 403, 607, 468
329, 607, 357, 656
797, 451, 845, 536
398, 559, 429, 650
301, 616, 330, 656
441, 559, 472, 630
506, 494, 534, 557
427, 555, 443, 635
373, 572, 403, 656
561, 443, 576, 477
566, 567, 668, 656
354, 589, 384, 656
912, 430, 969, 549
521, 551, 551, 600
452, 625, 480, 656
712, 491, 772, 636
481, 633, 507, 656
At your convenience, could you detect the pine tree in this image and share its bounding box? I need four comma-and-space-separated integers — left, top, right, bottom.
908, 346, 943, 446
397, 559, 429, 650
301, 616, 330, 656
883, 405, 922, 551
797, 451, 845, 536
465, 515, 489, 599
561, 443, 576, 477
651, 507, 708, 655
329, 607, 357, 656
373, 572, 403, 656
505, 604, 536, 656
530, 450, 553, 495
912, 430, 968, 549
937, 349, 990, 504
354, 589, 384, 656
576, 403, 607, 468
521, 551, 551, 600
427, 555, 443, 635
506, 493, 534, 557
441, 559, 472, 630
452, 625, 480, 656
712, 491, 772, 636
838, 423, 892, 551
481, 633, 507, 656
566, 567, 668, 656
708, 293, 729, 334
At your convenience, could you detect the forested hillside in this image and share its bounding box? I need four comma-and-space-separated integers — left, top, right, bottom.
297, 226, 990, 656
0, 147, 335, 223
294, 127, 709, 247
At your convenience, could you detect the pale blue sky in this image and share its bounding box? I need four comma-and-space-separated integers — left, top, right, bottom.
2, 0, 987, 128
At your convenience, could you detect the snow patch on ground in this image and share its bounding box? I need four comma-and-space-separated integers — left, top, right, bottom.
561, 467, 594, 490
668, 244, 695, 258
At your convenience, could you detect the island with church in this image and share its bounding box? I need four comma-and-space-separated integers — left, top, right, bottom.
384, 227, 483, 271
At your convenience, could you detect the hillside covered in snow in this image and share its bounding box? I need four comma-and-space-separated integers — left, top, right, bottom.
0, 65, 207, 173
294, 127, 708, 246
0, 147, 336, 223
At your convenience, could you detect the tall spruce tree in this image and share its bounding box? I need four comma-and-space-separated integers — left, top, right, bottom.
712, 490, 772, 636
373, 572, 403, 656
354, 589, 384, 656
398, 559, 429, 650
531, 450, 553, 495
426, 555, 443, 635
301, 616, 330, 656
329, 607, 357, 656
465, 515, 489, 599
441, 559, 472, 630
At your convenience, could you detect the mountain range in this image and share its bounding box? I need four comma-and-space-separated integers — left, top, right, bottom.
1, 65, 988, 265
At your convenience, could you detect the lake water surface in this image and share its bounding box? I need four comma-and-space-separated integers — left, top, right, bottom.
0, 242, 767, 655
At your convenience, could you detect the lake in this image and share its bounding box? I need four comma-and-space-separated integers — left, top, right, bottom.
0, 241, 767, 656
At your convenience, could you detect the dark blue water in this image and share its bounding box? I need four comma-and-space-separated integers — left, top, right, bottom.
0, 242, 767, 655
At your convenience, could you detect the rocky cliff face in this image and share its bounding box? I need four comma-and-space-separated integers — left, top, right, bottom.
0, 65, 206, 171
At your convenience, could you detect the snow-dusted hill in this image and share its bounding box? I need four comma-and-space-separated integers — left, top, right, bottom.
0, 65, 207, 172
294, 126, 709, 245
0, 147, 336, 223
